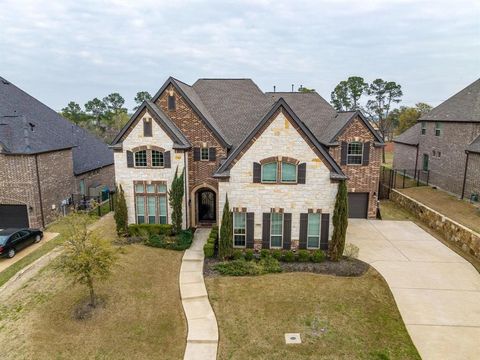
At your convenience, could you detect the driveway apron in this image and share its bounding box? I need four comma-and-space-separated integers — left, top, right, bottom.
348, 219, 480, 360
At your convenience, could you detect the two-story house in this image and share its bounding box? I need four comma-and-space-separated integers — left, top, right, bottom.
393, 78, 480, 199
0, 77, 115, 229
112, 77, 383, 251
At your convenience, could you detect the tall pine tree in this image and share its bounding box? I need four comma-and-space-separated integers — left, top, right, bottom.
168, 167, 185, 234
330, 180, 348, 261
114, 185, 128, 236
218, 195, 233, 260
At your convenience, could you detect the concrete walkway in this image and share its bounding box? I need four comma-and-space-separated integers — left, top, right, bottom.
180, 228, 218, 360
348, 219, 480, 360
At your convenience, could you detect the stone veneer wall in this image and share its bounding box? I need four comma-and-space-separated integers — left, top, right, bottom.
391, 189, 480, 260
114, 109, 187, 227
218, 110, 338, 249
329, 116, 382, 219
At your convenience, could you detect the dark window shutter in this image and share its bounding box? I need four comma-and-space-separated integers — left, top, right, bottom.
341, 142, 348, 165
253, 162, 261, 183
209, 147, 216, 161
246, 212, 254, 248
168, 95, 176, 110
143, 119, 152, 137
297, 163, 306, 184
320, 213, 330, 250
283, 213, 292, 250
164, 151, 171, 168
363, 142, 370, 166
193, 147, 200, 161
262, 213, 271, 249
126, 150, 134, 167
299, 213, 308, 249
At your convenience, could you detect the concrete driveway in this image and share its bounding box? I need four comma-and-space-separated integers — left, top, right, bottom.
348, 219, 480, 360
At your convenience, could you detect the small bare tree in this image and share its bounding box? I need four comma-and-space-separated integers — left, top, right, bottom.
55, 213, 117, 307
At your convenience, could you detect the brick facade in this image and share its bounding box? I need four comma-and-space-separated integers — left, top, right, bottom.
74, 164, 115, 196
155, 85, 227, 226
393, 143, 418, 171
329, 117, 382, 218
464, 152, 480, 200
0, 149, 74, 228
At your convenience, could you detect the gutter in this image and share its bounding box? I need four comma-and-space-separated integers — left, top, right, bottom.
461, 151, 470, 200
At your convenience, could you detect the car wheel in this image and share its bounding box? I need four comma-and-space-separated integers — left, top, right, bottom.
34, 235, 41, 243
7, 248, 15, 258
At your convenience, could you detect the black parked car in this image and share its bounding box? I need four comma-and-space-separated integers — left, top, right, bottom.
0, 228, 43, 258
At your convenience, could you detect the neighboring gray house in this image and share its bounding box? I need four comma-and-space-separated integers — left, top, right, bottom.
393, 78, 480, 200
0, 76, 115, 228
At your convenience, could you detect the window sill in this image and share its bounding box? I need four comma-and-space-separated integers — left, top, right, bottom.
233, 245, 246, 249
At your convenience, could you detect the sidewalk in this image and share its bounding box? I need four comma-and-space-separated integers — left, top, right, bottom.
180, 228, 218, 360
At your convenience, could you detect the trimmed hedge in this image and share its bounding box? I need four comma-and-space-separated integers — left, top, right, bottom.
145, 229, 193, 251
213, 256, 282, 276
128, 224, 173, 237
204, 226, 218, 258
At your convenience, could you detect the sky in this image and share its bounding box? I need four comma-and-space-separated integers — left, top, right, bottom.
0, 0, 479, 112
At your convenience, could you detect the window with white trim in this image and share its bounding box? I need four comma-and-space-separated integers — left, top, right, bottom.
435, 122, 442, 136
307, 213, 321, 249
281, 162, 297, 183
347, 142, 363, 165
200, 147, 209, 161
134, 150, 147, 167
134, 181, 167, 224
421, 121, 426, 135
233, 212, 246, 248
270, 212, 283, 248
261, 162, 278, 183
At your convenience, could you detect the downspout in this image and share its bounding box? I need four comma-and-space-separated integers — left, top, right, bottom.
414, 144, 419, 180
34, 154, 45, 228
461, 151, 470, 200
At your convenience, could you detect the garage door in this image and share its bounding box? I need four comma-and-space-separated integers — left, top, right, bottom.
0, 205, 29, 229
348, 193, 369, 218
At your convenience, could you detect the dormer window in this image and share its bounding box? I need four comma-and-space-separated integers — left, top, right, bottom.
168, 95, 176, 111
134, 150, 147, 167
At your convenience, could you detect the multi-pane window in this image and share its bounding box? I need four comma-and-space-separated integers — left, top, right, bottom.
152, 150, 164, 167
281, 162, 297, 183
261, 162, 278, 183
200, 147, 209, 161
422, 154, 429, 171
233, 212, 246, 248
347, 142, 363, 165
307, 213, 321, 249
435, 122, 442, 136
134, 150, 147, 167
134, 181, 167, 224
421, 121, 426, 135
270, 212, 283, 248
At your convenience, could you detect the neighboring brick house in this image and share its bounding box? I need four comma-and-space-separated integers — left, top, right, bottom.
0, 77, 115, 229
393, 78, 480, 199
112, 77, 383, 251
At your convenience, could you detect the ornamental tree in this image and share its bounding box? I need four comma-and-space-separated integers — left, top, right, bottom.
218, 195, 233, 260
168, 167, 185, 234
114, 184, 128, 236
330, 180, 348, 261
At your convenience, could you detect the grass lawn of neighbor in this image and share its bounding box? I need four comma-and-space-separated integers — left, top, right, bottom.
206, 269, 420, 360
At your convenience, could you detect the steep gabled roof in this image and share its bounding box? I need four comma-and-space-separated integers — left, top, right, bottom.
111, 100, 190, 149
420, 78, 480, 122
151, 77, 230, 148
0, 76, 113, 175
467, 134, 480, 154
393, 123, 421, 146
214, 98, 346, 179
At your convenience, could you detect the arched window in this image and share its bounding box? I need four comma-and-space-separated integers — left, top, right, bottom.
261, 162, 277, 183
281, 162, 297, 183
134, 150, 147, 167
152, 150, 164, 167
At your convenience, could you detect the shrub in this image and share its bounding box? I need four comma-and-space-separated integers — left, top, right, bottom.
113, 185, 128, 236
343, 243, 359, 259
128, 224, 173, 237
283, 251, 296, 262
260, 249, 269, 258
204, 243, 215, 258
214, 259, 262, 276
271, 249, 283, 261
244, 249, 254, 261
258, 256, 282, 273
219, 195, 233, 259
145, 230, 193, 251
297, 250, 310, 262
311, 250, 325, 263
232, 249, 243, 260
168, 168, 185, 235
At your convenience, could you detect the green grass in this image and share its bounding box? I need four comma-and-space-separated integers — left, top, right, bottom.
206, 269, 420, 360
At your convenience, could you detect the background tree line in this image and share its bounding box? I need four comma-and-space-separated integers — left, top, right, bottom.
61, 91, 152, 142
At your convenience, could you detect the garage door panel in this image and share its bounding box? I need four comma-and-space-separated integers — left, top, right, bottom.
348, 193, 369, 219
0, 205, 29, 228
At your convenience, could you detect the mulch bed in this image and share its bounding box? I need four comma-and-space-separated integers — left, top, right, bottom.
203, 257, 369, 278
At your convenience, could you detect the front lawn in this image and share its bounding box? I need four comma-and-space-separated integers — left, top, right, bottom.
0, 215, 186, 359
206, 269, 420, 360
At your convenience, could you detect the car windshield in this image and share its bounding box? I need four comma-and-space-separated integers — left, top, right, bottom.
0, 235, 9, 246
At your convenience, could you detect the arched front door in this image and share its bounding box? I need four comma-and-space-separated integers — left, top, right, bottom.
196, 189, 216, 224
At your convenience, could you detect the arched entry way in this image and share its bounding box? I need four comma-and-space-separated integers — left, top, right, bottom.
196, 188, 216, 225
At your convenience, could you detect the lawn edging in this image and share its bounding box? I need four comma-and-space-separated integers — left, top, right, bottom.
391, 189, 480, 260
